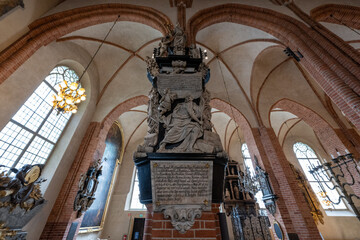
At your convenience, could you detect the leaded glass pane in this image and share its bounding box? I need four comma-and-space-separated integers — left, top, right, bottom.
293, 142, 346, 210
242, 143, 265, 209
241, 143, 251, 159
129, 169, 146, 210
0, 65, 77, 170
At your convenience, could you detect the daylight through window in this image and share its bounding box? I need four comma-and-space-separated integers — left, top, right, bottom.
129, 168, 146, 211
0, 66, 77, 170
241, 143, 265, 209
293, 142, 346, 210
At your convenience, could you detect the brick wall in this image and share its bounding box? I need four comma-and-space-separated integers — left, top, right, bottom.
187, 3, 360, 130
40, 122, 105, 240
144, 204, 221, 240
258, 127, 322, 240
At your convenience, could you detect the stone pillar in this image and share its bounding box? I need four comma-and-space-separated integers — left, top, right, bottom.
176, 1, 187, 30
143, 203, 221, 240
257, 126, 322, 240
246, 128, 297, 239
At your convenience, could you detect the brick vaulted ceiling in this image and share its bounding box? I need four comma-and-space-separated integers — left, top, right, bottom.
0, 0, 359, 142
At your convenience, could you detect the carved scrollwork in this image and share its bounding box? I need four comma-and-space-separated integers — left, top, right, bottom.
171, 60, 186, 74
163, 206, 202, 233
0, 164, 45, 211
145, 57, 160, 78
0, 222, 16, 240
74, 159, 102, 218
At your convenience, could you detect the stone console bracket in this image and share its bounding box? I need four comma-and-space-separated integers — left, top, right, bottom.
161, 205, 205, 233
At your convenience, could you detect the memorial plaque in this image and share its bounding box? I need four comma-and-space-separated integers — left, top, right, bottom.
157, 73, 202, 98
151, 161, 213, 211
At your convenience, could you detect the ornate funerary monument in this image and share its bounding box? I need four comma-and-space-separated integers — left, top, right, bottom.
0, 164, 46, 239
224, 160, 272, 240
134, 25, 228, 239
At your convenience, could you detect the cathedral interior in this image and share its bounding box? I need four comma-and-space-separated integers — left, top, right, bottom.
1, 0, 360, 240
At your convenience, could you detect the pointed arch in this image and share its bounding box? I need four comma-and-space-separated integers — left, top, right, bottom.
271, 98, 352, 156
0, 4, 173, 84
311, 4, 360, 29
187, 3, 360, 130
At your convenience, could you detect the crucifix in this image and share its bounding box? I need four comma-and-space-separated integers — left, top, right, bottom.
171, 0, 193, 30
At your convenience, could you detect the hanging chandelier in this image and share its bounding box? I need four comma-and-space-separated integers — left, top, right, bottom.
52, 80, 86, 114
52, 15, 120, 114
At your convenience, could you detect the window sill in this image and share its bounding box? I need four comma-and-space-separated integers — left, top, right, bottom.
325, 209, 356, 217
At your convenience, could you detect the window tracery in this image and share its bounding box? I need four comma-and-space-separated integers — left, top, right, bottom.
0, 66, 77, 170
293, 142, 346, 210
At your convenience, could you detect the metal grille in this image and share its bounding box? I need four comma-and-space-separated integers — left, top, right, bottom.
293, 142, 346, 209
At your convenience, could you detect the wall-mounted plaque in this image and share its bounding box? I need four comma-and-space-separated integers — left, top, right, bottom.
157, 73, 202, 99
151, 160, 213, 211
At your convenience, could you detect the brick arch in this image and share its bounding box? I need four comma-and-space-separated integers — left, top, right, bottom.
40, 95, 149, 239
311, 4, 360, 29
210, 98, 266, 169
210, 99, 301, 237
187, 3, 360, 130
99, 95, 148, 141
0, 4, 173, 85
271, 98, 351, 156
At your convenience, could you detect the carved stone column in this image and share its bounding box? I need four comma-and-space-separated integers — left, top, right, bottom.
134, 25, 227, 239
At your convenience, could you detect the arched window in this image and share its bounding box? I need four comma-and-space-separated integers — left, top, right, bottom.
241, 143, 265, 209
0, 66, 77, 170
293, 142, 346, 210
125, 167, 146, 211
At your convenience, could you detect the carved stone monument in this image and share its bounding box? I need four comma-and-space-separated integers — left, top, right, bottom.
224, 160, 272, 240
0, 164, 46, 239
134, 25, 228, 235
74, 159, 103, 218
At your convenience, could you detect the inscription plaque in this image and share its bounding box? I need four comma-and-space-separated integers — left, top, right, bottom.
151, 161, 213, 211
157, 73, 202, 98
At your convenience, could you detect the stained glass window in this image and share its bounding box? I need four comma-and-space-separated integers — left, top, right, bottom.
241, 143, 265, 209
293, 142, 346, 210
0, 66, 77, 171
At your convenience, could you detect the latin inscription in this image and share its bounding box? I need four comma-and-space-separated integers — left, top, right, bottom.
151, 161, 213, 208
157, 74, 202, 98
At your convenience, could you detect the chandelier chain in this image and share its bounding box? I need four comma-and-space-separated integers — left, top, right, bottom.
217, 58, 242, 145
78, 15, 121, 82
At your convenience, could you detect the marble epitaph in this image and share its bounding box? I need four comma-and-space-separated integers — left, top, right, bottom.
151, 161, 212, 211
157, 73, 203, 99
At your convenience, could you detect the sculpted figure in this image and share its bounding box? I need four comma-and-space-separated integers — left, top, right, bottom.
225, 187, 231, 200
173, 25, 186, 55
158, 89, 177, 116
189, 44, 200, 58
0, 164, 45, 208
145, 56, 159, 77
233, 184, 240, 200
158, 96, 203, 152
143, 88, 160, 148
200, 89, 212, 131
159, 35, 173, 57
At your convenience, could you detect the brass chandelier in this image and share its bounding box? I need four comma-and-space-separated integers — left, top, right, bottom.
52, 80, 86, 114
52, 15, 120, 114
